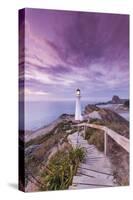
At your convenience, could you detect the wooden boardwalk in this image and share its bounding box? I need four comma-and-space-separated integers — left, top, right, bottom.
73, 123, 129, 154
68, 132, 116, 190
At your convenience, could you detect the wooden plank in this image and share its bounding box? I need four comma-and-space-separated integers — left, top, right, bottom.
106, 128, 129, 152
79, 163, 113, 175
69, 184, 104, 189
77, 168, 113, 180
104, 131, 107, 155
73, 176, 114, 186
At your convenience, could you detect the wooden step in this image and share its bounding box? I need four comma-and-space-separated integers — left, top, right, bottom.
69, 184, 104, 190
68, 130, 115, 190
79, 163, 113, 175
77, 168, 114, 181
72, 176, 114, 186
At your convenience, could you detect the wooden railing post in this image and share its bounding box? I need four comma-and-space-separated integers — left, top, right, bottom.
84, 125, 86, 139
104, 131, 107, 155
77, 125, 80, 145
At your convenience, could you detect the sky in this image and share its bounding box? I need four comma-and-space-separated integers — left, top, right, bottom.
19, 8, 129, 102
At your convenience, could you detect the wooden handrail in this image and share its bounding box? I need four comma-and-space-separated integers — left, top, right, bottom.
72, 123, 129, 153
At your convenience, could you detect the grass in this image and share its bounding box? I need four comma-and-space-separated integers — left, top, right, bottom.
85, 127, 104, 152
89, 118, 129, 138
25, 120, 82, 188
85, 119, 128, 152
40, 147, 86, 191
113, 170, 128, 186
25, 126, 59, 148
25, 121, 71, 185
89, 118, 105, 125
25, 121, 73, 148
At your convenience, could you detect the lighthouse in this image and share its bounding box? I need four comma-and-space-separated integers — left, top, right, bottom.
75, 88, 83, 121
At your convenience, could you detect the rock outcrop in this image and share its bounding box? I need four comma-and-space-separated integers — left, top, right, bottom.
112, 95, 121, 104
96, 95, 129, 105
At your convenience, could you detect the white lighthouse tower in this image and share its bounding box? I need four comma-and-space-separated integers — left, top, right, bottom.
75, 88, 83, 121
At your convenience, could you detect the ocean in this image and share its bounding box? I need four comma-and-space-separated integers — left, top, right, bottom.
23, 100, 90, 131
19, 101, 129, 131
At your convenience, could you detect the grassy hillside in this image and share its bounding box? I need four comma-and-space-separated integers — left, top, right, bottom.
25, 120, 78, 190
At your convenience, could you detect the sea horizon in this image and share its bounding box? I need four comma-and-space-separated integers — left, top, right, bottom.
20, 100, 98, 131
19, 100, 129, 132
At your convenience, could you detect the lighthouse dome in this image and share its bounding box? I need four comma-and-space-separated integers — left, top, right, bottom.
76, 88, 80, 96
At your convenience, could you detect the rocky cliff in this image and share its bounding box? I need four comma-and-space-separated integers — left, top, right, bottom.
96, 95, 129, 106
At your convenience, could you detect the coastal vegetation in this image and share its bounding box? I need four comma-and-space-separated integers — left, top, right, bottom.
24, 103, 129, 190
40, 147, 86, 190
25, 119, 82, 190
85, 127, 104, 152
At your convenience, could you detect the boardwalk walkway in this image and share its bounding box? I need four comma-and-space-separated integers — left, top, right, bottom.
68, 131, 116, 189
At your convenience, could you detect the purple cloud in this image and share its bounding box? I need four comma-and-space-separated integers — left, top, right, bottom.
19, 9, 129, 101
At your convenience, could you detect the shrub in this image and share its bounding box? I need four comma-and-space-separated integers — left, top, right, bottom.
89, 118, 105, 125
40, 147, 85, 190
69, 147, 86, 164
